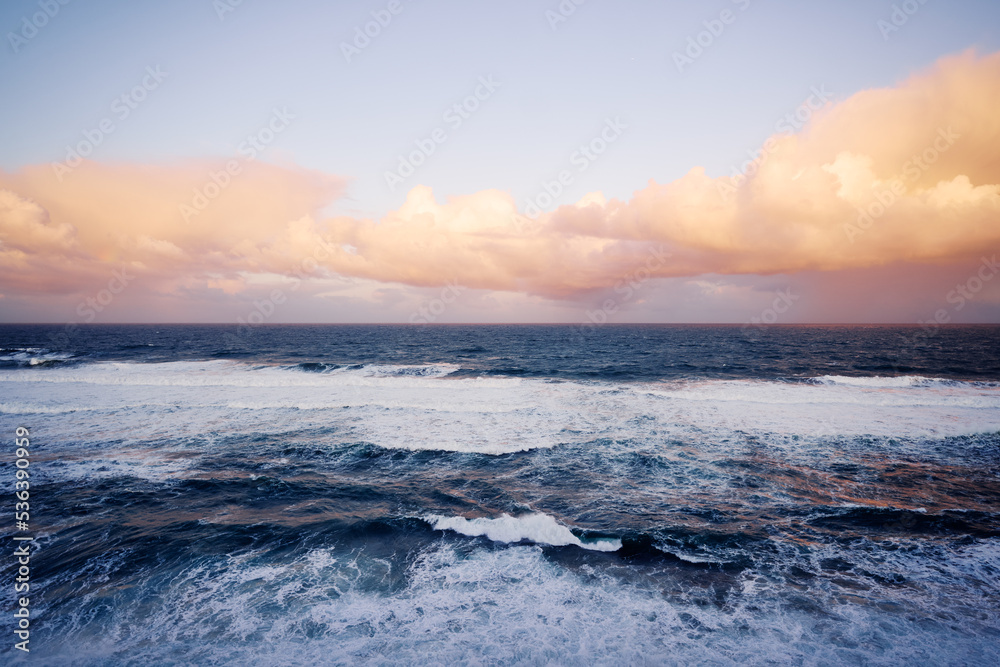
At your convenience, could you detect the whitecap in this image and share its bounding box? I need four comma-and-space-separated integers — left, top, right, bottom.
424, 512, 621, 552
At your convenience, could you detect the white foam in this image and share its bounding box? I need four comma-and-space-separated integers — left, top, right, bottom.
354, 363, 461, 378
641, 377, 999, 412
29, 540, 1000, 665
1, 361, 998, 470
0, 402, 86, 415
424, 512, 622, 552
0, 347, 74, 364
815, 374, 945, 388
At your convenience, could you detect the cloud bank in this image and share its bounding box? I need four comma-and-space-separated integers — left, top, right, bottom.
1, 50, 998, 318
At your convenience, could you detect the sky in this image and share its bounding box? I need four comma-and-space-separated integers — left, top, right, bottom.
1, 0, 999, 324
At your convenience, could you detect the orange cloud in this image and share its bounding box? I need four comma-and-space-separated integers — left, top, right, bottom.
1, 50, 998, 307
0, 160, 344, 299
314, 50, 1000, 296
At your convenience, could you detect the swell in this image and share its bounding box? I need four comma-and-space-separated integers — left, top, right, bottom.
23, 471, 1000, 577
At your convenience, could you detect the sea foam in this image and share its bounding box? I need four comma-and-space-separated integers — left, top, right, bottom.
424, 512, 622, 552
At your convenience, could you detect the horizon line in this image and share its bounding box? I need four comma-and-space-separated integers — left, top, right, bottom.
2, 322, 999, 327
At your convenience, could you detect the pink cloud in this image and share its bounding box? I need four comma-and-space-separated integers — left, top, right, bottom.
1, 50, 998, 321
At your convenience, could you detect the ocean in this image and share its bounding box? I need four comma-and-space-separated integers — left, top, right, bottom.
1, 324, 999, 665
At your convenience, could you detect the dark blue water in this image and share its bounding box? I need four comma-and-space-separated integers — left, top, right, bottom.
2, 325, 999, 664
3, 323, 999, 380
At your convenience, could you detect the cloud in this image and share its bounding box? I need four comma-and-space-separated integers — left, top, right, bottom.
289, 48, 1000, 297
0, 49, 998, 317
0, 159, 345, 300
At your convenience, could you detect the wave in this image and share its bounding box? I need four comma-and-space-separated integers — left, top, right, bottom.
423, 512, 622, 552
363, 363, 461, 378
1, 360, 482, 387
0, 346, 75, 366
811, 374, 995, 388
642, 377, 999, 409
286, 361, 461, 378
3, 360, 999, 455
25, 535, 1000, 665
18, 506, 1000, 666
0, 402, 93, 415
291, 361, 341, 373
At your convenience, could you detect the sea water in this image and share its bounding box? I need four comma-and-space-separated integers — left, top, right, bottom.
1, 324, 998, 665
